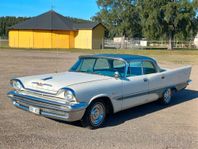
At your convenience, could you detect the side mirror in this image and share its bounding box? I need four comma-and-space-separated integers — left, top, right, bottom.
114, 71, 120, 79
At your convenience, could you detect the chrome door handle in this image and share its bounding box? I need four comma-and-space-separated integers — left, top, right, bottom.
161, 76, 165, 79
143, 78, 148, 82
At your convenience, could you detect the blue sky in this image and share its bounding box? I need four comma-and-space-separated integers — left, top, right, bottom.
0, 0, 99, 20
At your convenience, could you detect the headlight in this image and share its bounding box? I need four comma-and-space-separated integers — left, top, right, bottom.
10, 79, 24, 91
58, 88, 76, 102
64, 90, 76, 102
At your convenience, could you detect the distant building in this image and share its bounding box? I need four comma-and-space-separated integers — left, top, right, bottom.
194, 34, 198, 48
9, 11, 105, 49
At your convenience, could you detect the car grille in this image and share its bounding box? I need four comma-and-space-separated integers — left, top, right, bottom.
20, 90, 67, 104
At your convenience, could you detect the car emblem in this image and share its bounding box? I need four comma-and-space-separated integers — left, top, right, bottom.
32, 82, 52, 87
36, 82, 43, 86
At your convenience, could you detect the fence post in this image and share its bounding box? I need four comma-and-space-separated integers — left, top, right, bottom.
102, 38, 104, 49
104, 38, 195, 49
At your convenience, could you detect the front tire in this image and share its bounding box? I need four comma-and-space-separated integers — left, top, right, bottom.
159, 88, 172, 104
81, 101, 106, 129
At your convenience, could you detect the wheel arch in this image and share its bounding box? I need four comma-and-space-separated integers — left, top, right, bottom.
88, 95, 114, 114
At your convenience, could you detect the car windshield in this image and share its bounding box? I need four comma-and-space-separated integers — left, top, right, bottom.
69, 57, 126, 77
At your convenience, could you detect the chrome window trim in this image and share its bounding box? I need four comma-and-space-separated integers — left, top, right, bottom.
75, 56, 129, 78
142, 60, 159, 75
126, 60, 144, 77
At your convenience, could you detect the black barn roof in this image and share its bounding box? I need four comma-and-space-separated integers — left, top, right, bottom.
10, 11, 104, 31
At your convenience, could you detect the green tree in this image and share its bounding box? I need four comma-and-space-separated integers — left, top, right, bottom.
0, 16, 89, 38
92, 0, 142, 38
138, 0, 197, 50
0, 17, 29, 38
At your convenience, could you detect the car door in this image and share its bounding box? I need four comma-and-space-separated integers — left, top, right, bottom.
122, 61, 149, 110
142, 60, 164, 102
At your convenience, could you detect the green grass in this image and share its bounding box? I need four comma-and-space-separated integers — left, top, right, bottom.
66, 48, 198, 65
1, 47, 198, 64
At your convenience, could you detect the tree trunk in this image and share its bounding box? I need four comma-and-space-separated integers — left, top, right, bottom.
168, 32, 173, 50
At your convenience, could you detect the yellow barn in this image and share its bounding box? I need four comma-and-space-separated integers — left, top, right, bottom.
9, 11, 105, 49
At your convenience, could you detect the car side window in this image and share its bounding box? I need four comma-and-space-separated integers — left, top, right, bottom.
113, 60, 125, 68
79, 58, 96, 72
127, 61, 142, 77
94, 58, 110, 70
113, 60, 126, 77
142, 61, 157, 74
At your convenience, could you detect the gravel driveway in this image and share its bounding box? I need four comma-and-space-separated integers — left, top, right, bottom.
0, 49, 197, 149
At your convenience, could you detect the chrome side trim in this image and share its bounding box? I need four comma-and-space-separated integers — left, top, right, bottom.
115, 88, 164, 101
115, 82, 188, 101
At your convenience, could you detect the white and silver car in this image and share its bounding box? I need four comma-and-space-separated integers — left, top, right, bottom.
7, 54, 191, 128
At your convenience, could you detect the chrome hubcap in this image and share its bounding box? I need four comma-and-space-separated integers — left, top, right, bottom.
164, 89, 171, 103
90, 103, 105, 126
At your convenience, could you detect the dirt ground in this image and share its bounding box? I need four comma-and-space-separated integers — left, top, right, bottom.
0, 49, 197, 149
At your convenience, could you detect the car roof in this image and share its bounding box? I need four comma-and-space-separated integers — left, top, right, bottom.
80, 54, 156, 63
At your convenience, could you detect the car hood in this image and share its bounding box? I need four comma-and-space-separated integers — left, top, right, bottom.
17, 71, 111, 94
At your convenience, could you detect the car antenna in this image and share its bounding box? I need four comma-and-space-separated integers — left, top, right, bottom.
50, 0, 58, 73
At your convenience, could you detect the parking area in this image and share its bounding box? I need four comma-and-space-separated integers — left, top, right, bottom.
0, 49, 198, 149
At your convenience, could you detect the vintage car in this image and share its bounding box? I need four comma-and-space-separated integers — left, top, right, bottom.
7, 54, 191, 128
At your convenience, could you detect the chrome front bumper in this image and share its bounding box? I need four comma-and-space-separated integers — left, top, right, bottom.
7, 90, 88, 122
